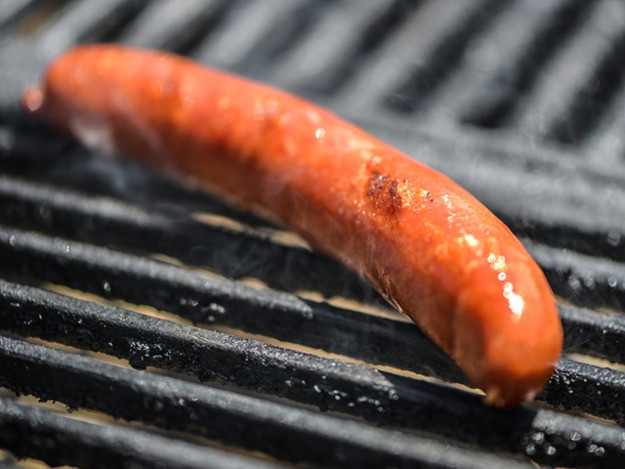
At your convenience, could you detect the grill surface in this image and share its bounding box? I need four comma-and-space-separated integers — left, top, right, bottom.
2, 1, 625, 468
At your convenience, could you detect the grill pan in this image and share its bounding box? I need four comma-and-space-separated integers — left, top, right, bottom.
2, 0, 625, 467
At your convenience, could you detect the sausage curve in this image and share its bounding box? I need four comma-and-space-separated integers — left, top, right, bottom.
22, 45, 563, 407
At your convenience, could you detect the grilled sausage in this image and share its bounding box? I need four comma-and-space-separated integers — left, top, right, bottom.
22, 45, 562, 407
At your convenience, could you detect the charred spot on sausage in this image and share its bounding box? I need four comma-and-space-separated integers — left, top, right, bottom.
367, 170, 402, 214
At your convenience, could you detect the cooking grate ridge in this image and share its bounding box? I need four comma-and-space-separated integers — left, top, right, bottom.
118, 0, 230, 55
2, 284, 625, 468
0, 334, 542, 469
1, 174, 625, 359
505, 0, 625, 147
0, 396, 279, 469
3, 0, 625, 160
447, 0, 595, 129
2, 221, 625, 427
1, 154, 625, 465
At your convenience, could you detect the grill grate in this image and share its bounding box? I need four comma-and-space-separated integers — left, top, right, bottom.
1, 333, 538, 469
3, 279, 625, 467
3, 0, 625, 467
0, 397, 279, 469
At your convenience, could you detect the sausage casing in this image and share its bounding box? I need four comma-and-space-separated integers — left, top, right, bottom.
23, 45, 563, 407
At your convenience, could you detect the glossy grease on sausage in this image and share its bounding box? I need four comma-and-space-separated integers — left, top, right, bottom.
23, 45, 563, 407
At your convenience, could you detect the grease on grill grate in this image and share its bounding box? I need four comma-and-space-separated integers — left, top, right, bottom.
3, 0, 625, 468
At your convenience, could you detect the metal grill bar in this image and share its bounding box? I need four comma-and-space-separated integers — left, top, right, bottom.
35, 0, 145, 59
427, 0, 584, 124
526, 239, 625, 311
560, 305, 625, 363
191, 0, 312, 74
0, 224, 460, 380
543, 359, 625, 422
508, 0, 625, 143
0, 174, 377, 303
0, 281, 467, 417
2, 279, 625, 467
268, 0, 396, 93
583, 82, 625, 165
1, 175, 625, 361
3, 223, 625, 425
0, 397, 278, 469
120, 0, 227, 53
0, 335, 533, 469
337, 0, 493, 113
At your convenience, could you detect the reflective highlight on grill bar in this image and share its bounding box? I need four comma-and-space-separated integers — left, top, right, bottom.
2, 0, 625, 467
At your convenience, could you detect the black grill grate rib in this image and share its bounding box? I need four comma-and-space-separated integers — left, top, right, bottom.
34, 0, 145, 57
0, 397, 279, 469
3, 0, 625, 467
0, 173, 380, 303
0, 223, 462, 382
1, 175, 625, 367
266, 0, 397, 93
193, 0, 324, 80
508, 0, 625, 144
337, 0, 493, 114
584, 84, 625, 165
2, 279, 625, 469
119, 0, 228, 54
1, 220, 625, 427
439, 0, 591, 128
1, 335, 540, 469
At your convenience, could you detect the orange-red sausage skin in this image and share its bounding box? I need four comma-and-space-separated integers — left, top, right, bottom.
23, 45, 563, 407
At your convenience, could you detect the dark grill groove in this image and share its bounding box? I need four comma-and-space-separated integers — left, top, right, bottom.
385, 0, 505, 113
3, 224, 625, 427
119, 0, 230, 54
548, 18, 625, 145
509, 0, 625, 145
0, 224, 462, 381
268, 0, 401, 94
456, 0, 595, 129
1, 174, 625, 364
0, 397, 278, 469
1, 335, 537, 469
2, 279, 625, 468
0, 174, 381, 304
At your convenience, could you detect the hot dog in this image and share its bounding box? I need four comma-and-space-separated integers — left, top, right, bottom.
22, 45, 562, 407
